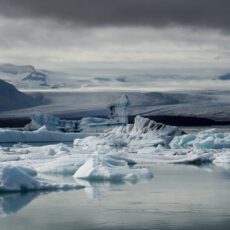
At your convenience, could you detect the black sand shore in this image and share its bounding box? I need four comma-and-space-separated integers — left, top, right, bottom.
0, 115, 230, 128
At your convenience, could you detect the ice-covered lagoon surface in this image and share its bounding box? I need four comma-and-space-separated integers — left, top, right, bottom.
1, 117, 230, 229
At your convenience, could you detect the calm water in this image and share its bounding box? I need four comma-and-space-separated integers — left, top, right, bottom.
1, 164, 230, 230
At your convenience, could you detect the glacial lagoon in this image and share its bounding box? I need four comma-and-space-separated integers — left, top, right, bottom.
1, 164, 230, 230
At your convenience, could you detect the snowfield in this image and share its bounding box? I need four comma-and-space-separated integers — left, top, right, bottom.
0, 116, 230, 194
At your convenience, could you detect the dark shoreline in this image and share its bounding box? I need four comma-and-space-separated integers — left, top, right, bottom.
0, 115, 230, 128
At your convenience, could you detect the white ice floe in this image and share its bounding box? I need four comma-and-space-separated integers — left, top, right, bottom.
0, 127, 89, 143
0, 116, 230, 196
73, 116, 230, 165
73, 154, 153, 182
0, 165, 40, 192
0, 143, 89, 176
24, 113, 79, 132
0, 165, 84, 192
24, 94, 129, 133
74, 116, 182, 150
125, 150, 214, 165
170, 128, 230, 149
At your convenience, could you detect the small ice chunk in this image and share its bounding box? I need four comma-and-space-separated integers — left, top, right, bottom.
0, 165, 41, 192
0, 165, 84, 192
73, 154, 153, 182
0, 155, 20, 162
170, 128, 230, 149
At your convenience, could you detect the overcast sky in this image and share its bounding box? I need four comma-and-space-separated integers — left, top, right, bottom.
0, 0, 230, 76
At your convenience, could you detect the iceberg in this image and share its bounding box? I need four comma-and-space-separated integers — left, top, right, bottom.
0, 113, 230, 198
24, 94, 130, 134
126, 151, 214, 165
0, 165, 41, 192
108, 94, 129, 124
73, 116, 230, 166
74, 116, 183, 150
0, 165, 84, 192
24, 113, 79, 132
0, 126, 91, 143
170, 128, 230, 149
73, 154, 153, 182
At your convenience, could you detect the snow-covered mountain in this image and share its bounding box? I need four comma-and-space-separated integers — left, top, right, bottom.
0, 64, 35, 74
1, 63, 230, 91
0, 79, 46, 112
0, 64, 65, 89
0, 63, 229, 122
22, 71, 48, 86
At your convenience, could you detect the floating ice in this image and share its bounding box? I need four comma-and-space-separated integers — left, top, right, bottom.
0, 127, 89, 143
108, 94, 129, 124
24, 113, 79, 132
0, 115, 230, 198
73, 117, 230, 166
73, 154, 153, 182
0, 165, 41, 192
74, 116, 182, 150
125, 150, 214, 165
170, 129, 230, 149
0, 165, 84, 192
25, 94, 130, 133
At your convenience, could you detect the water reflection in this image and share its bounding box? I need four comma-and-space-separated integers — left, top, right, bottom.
75, 176, 153, 200
0, 192, 40, 217
75, 179, 111, 200
0, 176, 152, 217
1, 164, 230, 230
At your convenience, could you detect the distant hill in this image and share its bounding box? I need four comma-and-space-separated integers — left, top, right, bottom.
218, 73, 230, 80
0, 79, 46, 112
0, 64, 35, 74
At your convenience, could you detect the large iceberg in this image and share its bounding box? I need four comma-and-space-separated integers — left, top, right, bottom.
74, 116, 183, 149
74, 116, 230, 165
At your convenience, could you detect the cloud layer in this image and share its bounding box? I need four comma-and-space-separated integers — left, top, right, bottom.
1, 0, 230, 31
0, 0, 230, 76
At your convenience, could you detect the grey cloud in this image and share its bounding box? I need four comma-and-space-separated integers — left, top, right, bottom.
0, 0, 230, 31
